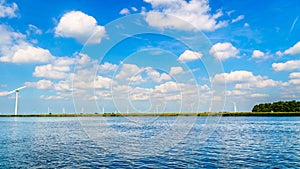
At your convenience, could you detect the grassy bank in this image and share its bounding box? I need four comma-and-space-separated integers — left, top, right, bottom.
0, 112, 300, 117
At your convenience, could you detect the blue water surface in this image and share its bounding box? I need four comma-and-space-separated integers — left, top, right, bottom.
0, 116, 299, 168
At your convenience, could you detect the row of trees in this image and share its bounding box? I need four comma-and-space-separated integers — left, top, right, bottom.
252, 100, 300, 112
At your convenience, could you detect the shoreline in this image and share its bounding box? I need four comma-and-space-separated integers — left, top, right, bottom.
0, 112, 300, 117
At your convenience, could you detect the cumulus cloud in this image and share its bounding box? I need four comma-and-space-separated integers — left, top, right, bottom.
281, 72, 300, 86
252, 50, 264, 59
213, 70, 278, 89
0, 24, 55, 64
178, 50, 202, 62
115, 64, 173, 85
284, 41, 300, 55
32, 57, 75, 79
94, 76, 112, 89
33, 64, 69, 79
55, 11, 105, 44
289, 72, 300, 79
154, 81, 180, 93
98, 62, 118, 73
169, 66, 185, 76
11, 46, 54, 63
0, 0, 18, 18
272, 60, 300, 71
144, 0, 228, 31
129, 87, 154, 101
209, 42, 239, 60
145, 68, 171, 83
115, 63, 145, 84
25, 79, 53, 89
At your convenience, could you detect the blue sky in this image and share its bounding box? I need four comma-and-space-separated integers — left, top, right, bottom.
0, 0, 300, 114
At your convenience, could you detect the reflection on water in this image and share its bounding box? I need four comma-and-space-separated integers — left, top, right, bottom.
0, 117, 299, 168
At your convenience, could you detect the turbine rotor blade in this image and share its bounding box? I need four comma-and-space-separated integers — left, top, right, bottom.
5, 86, 26, 95
7, 90, 15, 94
15, 86, 26, 91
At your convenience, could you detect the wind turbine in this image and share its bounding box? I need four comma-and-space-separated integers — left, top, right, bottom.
231, 101, 237, 113
7, 86, 26, 115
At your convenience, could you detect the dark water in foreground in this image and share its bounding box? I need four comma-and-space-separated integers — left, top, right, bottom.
0, 116, 299, 168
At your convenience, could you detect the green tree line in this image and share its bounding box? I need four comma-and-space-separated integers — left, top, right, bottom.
252, 100, 300, 112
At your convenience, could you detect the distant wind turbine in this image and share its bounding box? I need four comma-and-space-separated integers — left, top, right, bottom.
7, 86, 26, 115
231, 101, 237, 113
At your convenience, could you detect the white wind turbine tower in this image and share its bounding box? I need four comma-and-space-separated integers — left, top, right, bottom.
7, 86, 26, 115
231, 101, 237, 113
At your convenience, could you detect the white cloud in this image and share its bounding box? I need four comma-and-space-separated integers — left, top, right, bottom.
145, 68, 171, 83
232, 15, 244, 23
250, 93, 268, 98
27, 24, 42, 35
288, 79, 300, 85
131, 7, 138, 12
98, 62, 118, 73
209, 42, 239, 60
0, 25, 55, 64
226, 90, 247, 96
276, 51, 284, 57
0, 0, 18, 18
169, 66, 185, 76
94, 76, 112, 89
33, 64, 69, 79
235, 79, 277, 89
28, 54, 109, 101
279, 72, 300, 99
252, 50, 264, 59
119, 8, 130, 15
289, 72, 300, 79
129, 87, 153, 101
53, 81, 72, 91
178, 50, 202, 62
25, 79, 53, 89
0, 24, 24, 46
283, 72, 300, 85
213, 70, 277, 89
55, 11, 105, 44
40, 95, 64, 100
115, 63, 145, 84
144, 0, 228, 31
33, 57, 75, 79
284, 41, 300, 55
272, 60, 300, 71
114, 63, 171, 84
155, 81, 180, 93
244, 23, 249, 27
11, 46, 54, 63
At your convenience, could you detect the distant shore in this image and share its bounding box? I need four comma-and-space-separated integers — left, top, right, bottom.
0, 112, 300, 117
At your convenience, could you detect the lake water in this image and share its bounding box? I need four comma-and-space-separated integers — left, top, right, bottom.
0, 116, 299, 168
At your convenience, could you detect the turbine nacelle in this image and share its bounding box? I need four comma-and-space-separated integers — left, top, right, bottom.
8, 86, 26, 94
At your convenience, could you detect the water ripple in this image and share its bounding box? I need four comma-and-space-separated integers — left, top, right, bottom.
0, 117, 299, 168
